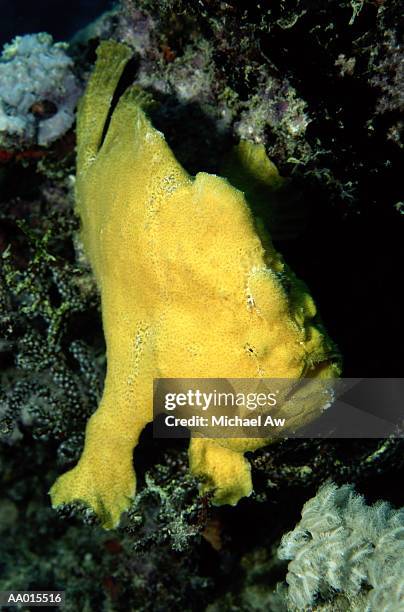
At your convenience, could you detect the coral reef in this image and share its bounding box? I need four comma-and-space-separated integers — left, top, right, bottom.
0, 0, 402, 609
207, 482, 404, 611
0, 33, 81, 149
0, 183, 102, 463
278, 482, 404, 611
0, 447, 213, 612
83, 0, 402, 211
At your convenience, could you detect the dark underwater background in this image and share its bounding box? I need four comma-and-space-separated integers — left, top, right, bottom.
0, 0, 113, 48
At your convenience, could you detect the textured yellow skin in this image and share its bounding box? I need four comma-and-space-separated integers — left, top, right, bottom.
50, 42, 340, 528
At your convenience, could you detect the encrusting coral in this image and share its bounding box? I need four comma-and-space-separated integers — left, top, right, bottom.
50, 41, 340, 528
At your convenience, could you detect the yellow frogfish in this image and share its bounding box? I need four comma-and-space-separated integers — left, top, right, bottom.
50, 41, 340, 528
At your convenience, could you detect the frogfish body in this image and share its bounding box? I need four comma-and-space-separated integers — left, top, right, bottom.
50, 41, 340, 528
